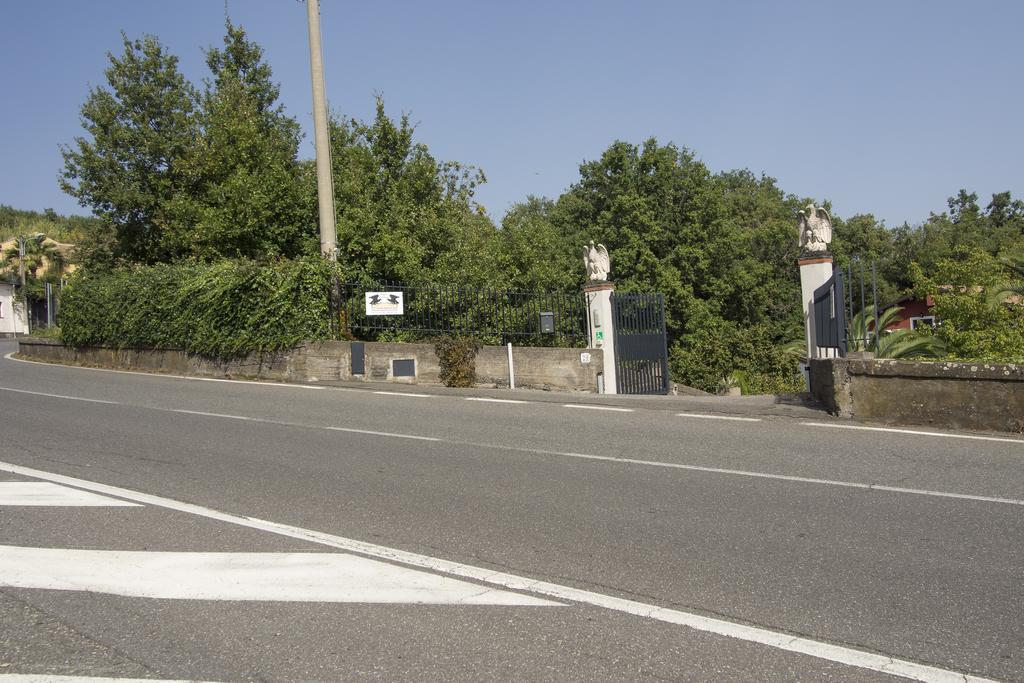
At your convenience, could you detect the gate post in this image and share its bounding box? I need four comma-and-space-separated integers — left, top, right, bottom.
799, 254, 833, 359
583, 281, 617, 394
797, 203, 836, 362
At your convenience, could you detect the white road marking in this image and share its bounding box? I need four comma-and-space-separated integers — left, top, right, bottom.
562, 404, 634, 412
0, 545, 558, 605
373, 391, 433, 398
484, 444, 1024, 508
0, 462, 995, 683
0, 386, 119, 404
173, 409, 253, 420
465, 397, 528, 404
172, 409, 440, 442
0, 675, 218, 682
323, 425, 440, 442
677, 412, 762, 422
803, 421, 1024, 445
0, 482, 140, 507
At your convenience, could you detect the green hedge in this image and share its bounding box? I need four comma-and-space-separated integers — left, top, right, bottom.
59, 258, 336, 356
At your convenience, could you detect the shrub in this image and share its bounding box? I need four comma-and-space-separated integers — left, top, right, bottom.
434, 335, 482, 387
59, 257, 337, 356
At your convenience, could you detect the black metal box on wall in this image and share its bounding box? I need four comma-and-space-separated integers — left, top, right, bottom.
392, 358, 416, 377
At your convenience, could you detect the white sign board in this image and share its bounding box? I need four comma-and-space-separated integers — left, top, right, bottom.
580, 352, 592, 364
365, 292, 404, 316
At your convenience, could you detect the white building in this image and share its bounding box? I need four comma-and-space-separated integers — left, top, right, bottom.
0, 282, 29, 336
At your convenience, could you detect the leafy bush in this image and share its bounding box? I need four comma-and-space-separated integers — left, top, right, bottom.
59, 257, 337, 356
669, 319, 803, 394
910, 248, 1024, 363
434, 336, 482, 387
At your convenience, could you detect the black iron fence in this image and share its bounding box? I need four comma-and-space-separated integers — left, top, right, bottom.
339, 281, 588, 346
841, 258, 880, 352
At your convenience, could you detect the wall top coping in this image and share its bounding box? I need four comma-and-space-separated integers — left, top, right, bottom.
834, 357, 1024, 382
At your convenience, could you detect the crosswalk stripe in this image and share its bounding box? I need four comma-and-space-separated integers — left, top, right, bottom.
0, 545, 560, 605
0, 482, 140, 507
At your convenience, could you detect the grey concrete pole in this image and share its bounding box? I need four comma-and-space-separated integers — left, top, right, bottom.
18, 237, 25, 287
306, 0, 338, 261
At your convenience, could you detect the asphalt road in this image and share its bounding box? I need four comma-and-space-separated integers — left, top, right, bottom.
0, 339, 1021, 682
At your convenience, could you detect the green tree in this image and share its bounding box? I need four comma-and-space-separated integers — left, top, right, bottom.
329, 100, 495, 285
165, 21, 315, 260
911, 248, 1024, 362
492, 197, 577, 291
60, 34, 197, 266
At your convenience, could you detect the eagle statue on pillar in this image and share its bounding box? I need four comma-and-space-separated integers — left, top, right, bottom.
798, 203, 832, 254
583, 241, 610, 281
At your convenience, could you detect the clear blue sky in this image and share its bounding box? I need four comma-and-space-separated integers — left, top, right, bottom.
2, 0, 1021, 227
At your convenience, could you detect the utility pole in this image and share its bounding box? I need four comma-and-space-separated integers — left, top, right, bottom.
18, 237, 25, 287
305, 0, 338, 261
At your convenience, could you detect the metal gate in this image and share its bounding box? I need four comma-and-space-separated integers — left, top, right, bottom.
611, 293, 669, 395
812, 269, 847, 357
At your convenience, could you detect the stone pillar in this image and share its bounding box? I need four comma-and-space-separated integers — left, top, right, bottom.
583, 281, 617, 394
798, 253, 834, 360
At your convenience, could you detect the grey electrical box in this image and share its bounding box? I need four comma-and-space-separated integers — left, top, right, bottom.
539, 311, 555, 334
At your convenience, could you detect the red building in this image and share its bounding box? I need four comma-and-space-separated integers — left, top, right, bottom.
882, 295, 936, 331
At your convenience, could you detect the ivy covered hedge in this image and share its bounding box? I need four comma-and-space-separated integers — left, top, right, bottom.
59, 258, 336, 356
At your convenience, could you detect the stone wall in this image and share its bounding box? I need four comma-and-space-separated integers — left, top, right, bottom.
17, 337, 604, 393
810, 357, 1024, 433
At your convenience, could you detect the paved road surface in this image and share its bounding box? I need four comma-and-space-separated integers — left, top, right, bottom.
1, 340, 1021, 681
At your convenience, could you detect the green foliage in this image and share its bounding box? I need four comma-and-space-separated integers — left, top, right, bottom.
329, 100, 495, 285
59, 258, 337, 356
668, 319, 803, 394
60, 33, 198, 266
910, 248, 1024, 362
60, 24, 314, 268
165, 21, 315, 260
846, 305, 946, 359
1, 234, 67, 283
0, 206, 97, 243
434, 336, 482, 387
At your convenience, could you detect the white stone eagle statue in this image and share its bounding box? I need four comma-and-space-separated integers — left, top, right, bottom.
582, 240, 610, 281
798, 203, 833, 253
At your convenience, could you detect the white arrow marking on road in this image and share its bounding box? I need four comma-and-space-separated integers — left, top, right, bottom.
0, 482, 140, 507
0, 545, 560, 605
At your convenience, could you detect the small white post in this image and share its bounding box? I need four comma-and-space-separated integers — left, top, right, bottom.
506, 342, 515, 390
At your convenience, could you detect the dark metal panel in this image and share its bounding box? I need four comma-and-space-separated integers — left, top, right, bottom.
392, 359, 416, 377
351, 342, 365, 375
812, 270, 847, 356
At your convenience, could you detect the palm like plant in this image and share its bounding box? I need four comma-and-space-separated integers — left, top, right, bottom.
847, 305, 945, 359
1, 234, 66, 282
988, 252, 1024, 305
